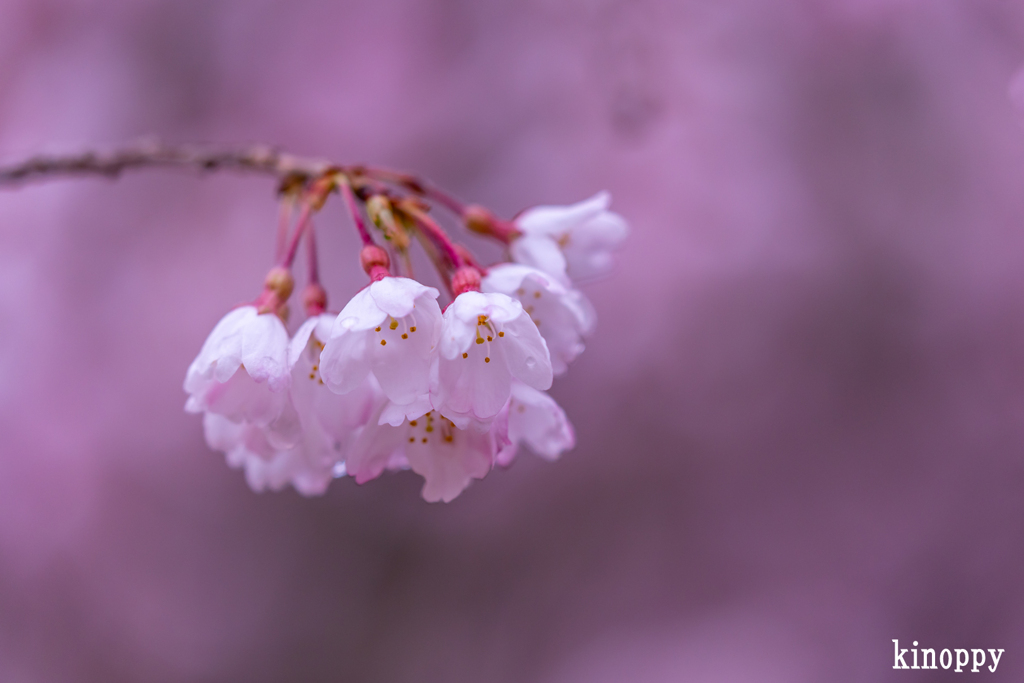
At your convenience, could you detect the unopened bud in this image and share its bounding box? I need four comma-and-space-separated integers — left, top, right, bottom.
360, 244, 391, 281
302, 283, 328, 316
463, 205, 495, 235
451, 266, 482, 296
365, 194, 390, 227
264, 266, 295, 301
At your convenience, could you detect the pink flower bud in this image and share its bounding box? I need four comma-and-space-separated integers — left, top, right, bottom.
451, 266, 482, 296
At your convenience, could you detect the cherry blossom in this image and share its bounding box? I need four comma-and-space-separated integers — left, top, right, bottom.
511, 191, 628, 283
346, 402, 511, 503
319, 277, 442, 420
184, 305, 299, 446
481, 263, 596, 375
200, 313, 382, 496
203, 413, 338, 496
432, 290, 552, 427
497, 381, 576, 466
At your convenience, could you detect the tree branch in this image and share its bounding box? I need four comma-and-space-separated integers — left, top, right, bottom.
0, 142, 339, 188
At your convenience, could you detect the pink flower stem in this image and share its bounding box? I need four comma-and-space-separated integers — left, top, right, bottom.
411, 227, 455, 299
306, 220, 320, 285
279, 201, 314, 268
361, 167, 466, 216
276, 195, 294, 261
399, 203, 463, 269
339, 178, 375, 247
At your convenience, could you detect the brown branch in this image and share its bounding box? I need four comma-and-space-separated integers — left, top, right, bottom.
0, 142, 340, 188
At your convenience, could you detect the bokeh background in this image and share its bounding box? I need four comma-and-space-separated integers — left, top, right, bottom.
2, 0, 1024, 681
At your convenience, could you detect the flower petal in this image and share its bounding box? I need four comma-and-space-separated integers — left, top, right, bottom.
514, 191, 611, 237
508, 381, 575, 461
509, 236, 568, 283
368, 277, 440, 318
319, 328, 371, 395
240, 313, 291, 391
499, 311, 552, 391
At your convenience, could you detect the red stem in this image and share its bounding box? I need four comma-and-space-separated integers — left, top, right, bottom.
402, 204, 463, 269
339, 179, 375, 247
306, 220, 320, 285
362, 167, 466, 216
279, 202, 313, 267
276, 196, 293, 261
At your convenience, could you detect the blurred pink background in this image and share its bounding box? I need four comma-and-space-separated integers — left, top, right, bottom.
3, 0, 1024, 681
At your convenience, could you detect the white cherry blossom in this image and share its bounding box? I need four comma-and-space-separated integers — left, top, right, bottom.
497, 381, 576, 466
346, 402, 511, 503
286, 314, 383, 462
203, 413, 338, 496
319, 277, 442, 420
511, 191, 628, 283
201, 313, 382, 496
432, 291, 552, 427
184, 305, 298, 446
481, 263, 596, 375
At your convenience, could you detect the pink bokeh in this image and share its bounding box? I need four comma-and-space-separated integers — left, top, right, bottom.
3, 0, 1024, 680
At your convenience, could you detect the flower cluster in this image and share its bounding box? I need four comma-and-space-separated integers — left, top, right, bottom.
185, 171, 627, 502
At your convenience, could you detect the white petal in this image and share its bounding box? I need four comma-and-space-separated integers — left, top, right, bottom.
435, 341, 512, 422
514, 191, 611, 237
368, 297, 441, 404
319, 327, 371, 395
183, 306, 256, 392
368, 277, 439, 318
333, 287, 388, 332
240, 313, 291, 391
508, 382, 575, 461
509, 236, 568, 283
201, 366, 288, 426
404, 425, 495, 503
379, 395, 432, 427
346, 405, 407, 484
288, 316, 323, 368
499, 311, 552, 391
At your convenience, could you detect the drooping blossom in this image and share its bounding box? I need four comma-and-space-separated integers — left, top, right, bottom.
346, 402, 511, 503
432, 290, 552, 427
201, 313, 382, 496
319, 277, 442, 421
510, 191, 628, 283
481, 263, 596, 375
174, 157, 625, 501
184, 305, 299, 446
203, 412, 339, 496
497, 380, 576, 466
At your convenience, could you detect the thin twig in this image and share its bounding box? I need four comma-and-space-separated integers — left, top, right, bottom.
0, 142, 337, 187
